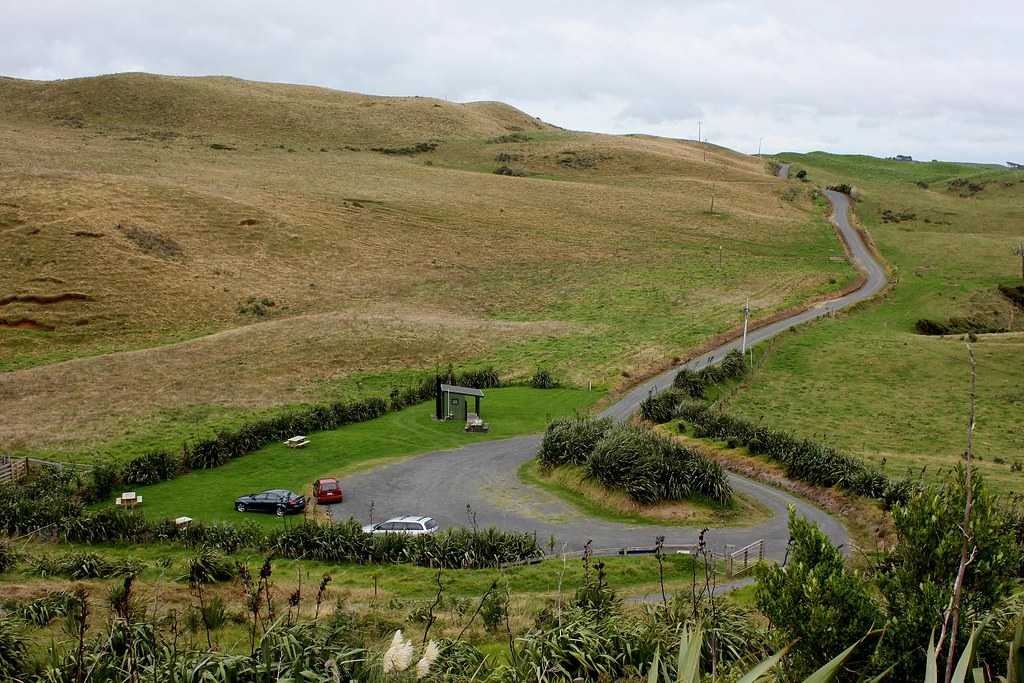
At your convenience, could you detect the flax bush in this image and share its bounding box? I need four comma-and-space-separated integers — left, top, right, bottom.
536, 415, 614, 468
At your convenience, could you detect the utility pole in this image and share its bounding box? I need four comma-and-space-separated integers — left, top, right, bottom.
698, 120, 702, 145
1015, 240, 1024, 280
741, 298, 751, 354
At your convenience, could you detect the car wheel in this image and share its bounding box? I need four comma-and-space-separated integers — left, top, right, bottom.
236, 503, 246, 513
275, 506, 285, 517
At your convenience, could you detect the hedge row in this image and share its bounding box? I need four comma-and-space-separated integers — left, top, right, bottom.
2, 471, 542, 569
638, 349, 749, 423
271, 519, 543, 568
536, 418, 732, 505
91, 366, 502, 498
674, 403, 916, 507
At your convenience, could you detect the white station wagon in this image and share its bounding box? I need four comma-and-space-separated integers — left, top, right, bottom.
362, 516, 439, 535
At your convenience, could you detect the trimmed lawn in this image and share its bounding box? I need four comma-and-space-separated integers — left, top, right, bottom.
128, 387, 597, 525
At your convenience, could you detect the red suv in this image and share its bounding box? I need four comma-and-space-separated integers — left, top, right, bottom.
313, 478, 343, 504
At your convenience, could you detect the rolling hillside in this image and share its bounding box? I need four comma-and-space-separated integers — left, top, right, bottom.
0, 73, 853, 462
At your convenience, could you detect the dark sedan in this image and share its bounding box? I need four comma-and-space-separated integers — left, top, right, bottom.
234, 489, 306, 517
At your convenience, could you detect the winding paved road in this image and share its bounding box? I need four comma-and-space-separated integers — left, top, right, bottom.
331, 178, 886, 562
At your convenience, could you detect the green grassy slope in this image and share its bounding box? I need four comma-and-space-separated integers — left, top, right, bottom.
727, 153, 1024, 493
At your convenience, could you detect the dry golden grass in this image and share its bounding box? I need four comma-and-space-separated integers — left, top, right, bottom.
0, 73, 851, 460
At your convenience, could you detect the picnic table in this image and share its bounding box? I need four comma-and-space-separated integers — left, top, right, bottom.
465, 413, 489, 433
284, 435, 310, 448
115, 491, 143, 508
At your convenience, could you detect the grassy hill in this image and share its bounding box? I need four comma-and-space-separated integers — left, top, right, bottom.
728, 153, 1024, 493
0, 73, 853, 463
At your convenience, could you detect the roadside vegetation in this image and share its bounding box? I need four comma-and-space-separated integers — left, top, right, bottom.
0, 462, 1020, 681
726, 153, 1024, 494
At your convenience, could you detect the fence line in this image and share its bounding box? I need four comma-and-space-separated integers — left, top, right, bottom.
0, 455, 92, 485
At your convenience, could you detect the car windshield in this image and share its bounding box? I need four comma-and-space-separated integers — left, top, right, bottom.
320, 482, 337, 491
424, 518, 438, 529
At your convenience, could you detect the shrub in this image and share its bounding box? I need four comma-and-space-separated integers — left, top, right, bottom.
999, 283, 1024, 309
5, 591, 77, 626
756, 511, 881, 678
186, 547, 237, 584
667, 350, 747, 409
63, 508, 154, 545
0, 468, 82, 536
795, 169, 807, 179
453, 366, 501, 389
0, 542, 15, 574
480, 589, 508, 633
536, 416, 614, 468
586, 424, 731, 504
827, 183, 853, 195
0, 617, 26, 680
672, 367, 705, 398
528, 367, 558, 389
494, 165, 528, 177
187, 595, 227, 632
85, 462, 120, 503
165, 520, 266, 553
915, 317, 1004, 336
122, 450, 179, 485
370, 142, 438, 155
639, 388, 687, 423
486, 133, 530, 144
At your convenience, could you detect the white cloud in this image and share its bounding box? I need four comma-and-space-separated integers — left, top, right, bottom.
2, 0, 1021, 162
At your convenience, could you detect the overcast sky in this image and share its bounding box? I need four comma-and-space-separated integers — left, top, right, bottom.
3, 1, 1021, 163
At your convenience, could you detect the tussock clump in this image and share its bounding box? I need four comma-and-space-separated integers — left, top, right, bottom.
528, 367, 558, 389
586, 424, 732, 505
537, 416, 614, 468
185, 547, 236, 584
